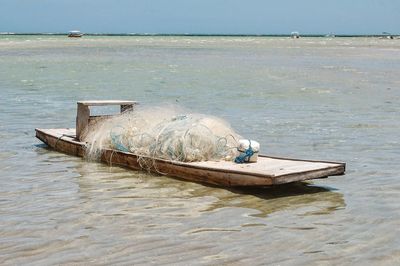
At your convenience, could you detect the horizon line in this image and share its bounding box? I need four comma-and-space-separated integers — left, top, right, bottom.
1, 32, 399, 37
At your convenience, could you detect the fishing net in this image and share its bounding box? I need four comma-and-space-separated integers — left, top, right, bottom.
82, 105, 241, 165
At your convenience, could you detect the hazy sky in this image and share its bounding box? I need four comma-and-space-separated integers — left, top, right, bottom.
1, 0, 399, 34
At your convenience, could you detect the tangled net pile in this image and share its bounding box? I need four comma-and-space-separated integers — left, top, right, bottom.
83, 105, 241, 165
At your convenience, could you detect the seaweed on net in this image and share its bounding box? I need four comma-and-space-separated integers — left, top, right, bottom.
82, 105, 241, 168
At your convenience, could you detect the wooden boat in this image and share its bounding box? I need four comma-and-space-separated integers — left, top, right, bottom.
68, 30, 83, 38
35, 100, 345, 187
291, 31, 300, 39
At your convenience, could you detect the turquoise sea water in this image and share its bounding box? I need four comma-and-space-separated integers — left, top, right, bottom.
0, 35, 400, 265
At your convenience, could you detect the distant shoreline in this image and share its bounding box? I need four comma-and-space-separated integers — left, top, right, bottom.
0, 33, 398, 38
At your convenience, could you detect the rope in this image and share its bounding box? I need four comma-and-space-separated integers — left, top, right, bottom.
234, 140, 255, 164
55, 133, 76, 149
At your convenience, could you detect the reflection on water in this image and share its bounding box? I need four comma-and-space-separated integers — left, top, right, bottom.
206, 183, 345, 218
1, 36, 400, 265
76, 159, 345, 219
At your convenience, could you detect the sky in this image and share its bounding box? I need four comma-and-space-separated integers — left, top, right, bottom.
1, 0, 399, 35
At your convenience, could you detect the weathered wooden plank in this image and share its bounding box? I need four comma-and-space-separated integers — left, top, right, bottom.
77, 100, 137, 106
75, 101, 137, 141
273, 166, 345, 184
185, 158, 342, 178
76, 103, 90, 141
100, 149, 275, 186
36, 128, 84, 157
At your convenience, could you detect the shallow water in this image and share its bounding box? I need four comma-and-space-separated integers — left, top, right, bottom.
1, 36, 400, 265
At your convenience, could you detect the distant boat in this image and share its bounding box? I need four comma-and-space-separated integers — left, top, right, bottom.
381, 32, 394, 39
325, 33, 335, 38
291, 31, 300, 39
68, 30, 83, 38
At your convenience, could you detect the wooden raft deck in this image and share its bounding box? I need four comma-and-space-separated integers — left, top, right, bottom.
35, 128, 345, 187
